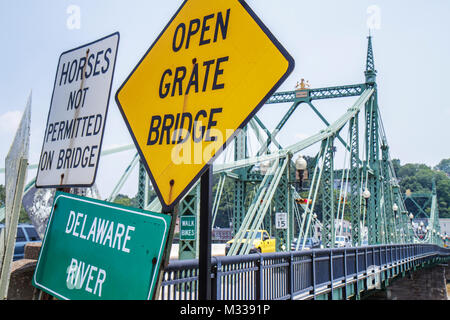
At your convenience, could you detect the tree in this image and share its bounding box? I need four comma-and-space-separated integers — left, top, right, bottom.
0, 184, 4, 207
113, 194, 133, 207
392, 159, 450, 218
434, 158, 450, 176
0, 184, 31, 223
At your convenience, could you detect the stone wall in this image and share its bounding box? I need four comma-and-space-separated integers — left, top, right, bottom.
7, 242, 41, 300
365, 262, 449, 300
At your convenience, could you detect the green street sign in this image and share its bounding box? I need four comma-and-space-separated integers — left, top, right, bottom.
179, 216, 196, 241
32, 191, 171, 300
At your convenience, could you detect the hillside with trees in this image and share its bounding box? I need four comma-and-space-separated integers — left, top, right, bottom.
392, 158, 450, 218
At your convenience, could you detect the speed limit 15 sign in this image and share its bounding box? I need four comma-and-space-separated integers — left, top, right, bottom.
275, 212, 287, 230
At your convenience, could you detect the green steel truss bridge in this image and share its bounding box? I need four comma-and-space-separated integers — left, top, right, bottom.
1, 36, 446, 254
149, 35, 445, 256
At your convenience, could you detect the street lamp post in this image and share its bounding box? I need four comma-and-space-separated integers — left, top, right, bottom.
295, 155, 307, 192
362, 188, 371, 244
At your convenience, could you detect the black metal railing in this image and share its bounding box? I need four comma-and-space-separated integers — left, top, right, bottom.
158, 244, 450, 300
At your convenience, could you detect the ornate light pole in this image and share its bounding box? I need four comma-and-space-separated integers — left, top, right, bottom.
295, 155, 307, 192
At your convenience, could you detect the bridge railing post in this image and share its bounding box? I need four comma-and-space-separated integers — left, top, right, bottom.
329, 249, 334, 300
364, 247, 368, 291
402, 245, 406, 270
255, 254, 263, 300
379, 246, 382, 270
312, 251, 316, 299
407, 245, 410, 269
343, 249, 348, 299
372, 246, 376, 269
401, 245, 404, 269
385, 245, 388, 268
288, 253, 293, 300
385, 245, 388, 279
404, 245, 408, 271
211, 258, 221, 300
414, 244, 418, 269
391, 246, 394, 272
410, 244, 413, 268
354, 248, 360, 299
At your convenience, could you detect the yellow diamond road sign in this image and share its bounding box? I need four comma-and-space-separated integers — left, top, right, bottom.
115, 0, 294, 211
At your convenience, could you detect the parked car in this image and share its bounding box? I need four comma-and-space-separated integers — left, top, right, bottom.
291, 237, 320, 250
335, 235, 351, 247
0, 223, 41, 260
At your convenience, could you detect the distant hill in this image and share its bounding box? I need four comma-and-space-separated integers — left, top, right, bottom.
392, 158, 450, 218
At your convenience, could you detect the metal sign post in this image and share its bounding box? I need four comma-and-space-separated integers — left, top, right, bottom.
151, 205, 178, 300
199, 165, 212, 300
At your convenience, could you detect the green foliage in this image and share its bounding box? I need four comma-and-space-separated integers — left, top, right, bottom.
18, 207, 30, 223
434, 158, 450, 176
0, 184, 4, 207
112, 193, 140, 208
0, 184, 31, 223
393, 159, 450, 218
113, 194, 133, 207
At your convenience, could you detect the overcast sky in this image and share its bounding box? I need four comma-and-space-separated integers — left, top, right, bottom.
1, 0, 449, 198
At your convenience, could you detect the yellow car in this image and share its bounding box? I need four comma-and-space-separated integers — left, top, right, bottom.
225, 230, 276, 254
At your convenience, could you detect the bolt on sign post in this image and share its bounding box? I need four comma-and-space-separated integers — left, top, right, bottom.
115, 0, 294, 299
35, 33, 119, 188
32, 192, 171, 300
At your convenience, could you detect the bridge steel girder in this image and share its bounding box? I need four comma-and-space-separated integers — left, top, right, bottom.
381, 144, 396, 244
348, 114, 361, 246
233, 128, 248, 235
404, 195, 432, 219
365, 89, 382, 245
273, 161, 289, 251
321, 137, 335, 248
228, 158, 288, 256
265, 83, 366, 105
137, 160, 149, 210
391, 184, 413, 244
256, 101, 301, 156
430, 180, 443, 246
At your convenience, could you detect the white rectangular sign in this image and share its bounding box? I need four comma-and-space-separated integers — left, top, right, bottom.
36, 33, 119, 188
275, 212, 287, 230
